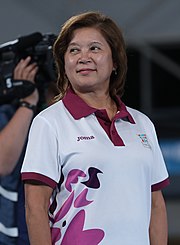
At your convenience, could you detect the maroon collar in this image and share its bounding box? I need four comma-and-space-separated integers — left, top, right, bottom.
62, 87, 135, 124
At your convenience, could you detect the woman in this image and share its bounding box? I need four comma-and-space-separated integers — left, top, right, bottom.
21, 11, 169, 245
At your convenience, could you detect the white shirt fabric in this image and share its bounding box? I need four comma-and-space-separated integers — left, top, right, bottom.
21, 92, 169, 245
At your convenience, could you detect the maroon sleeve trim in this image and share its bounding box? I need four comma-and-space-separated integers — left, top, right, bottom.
21, 172, 57, 189
151, 178, 170, 192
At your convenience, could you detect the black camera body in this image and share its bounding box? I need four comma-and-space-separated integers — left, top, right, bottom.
0, 32, 57, 105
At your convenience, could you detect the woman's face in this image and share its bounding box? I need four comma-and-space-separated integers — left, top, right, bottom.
64, 27, 114, 94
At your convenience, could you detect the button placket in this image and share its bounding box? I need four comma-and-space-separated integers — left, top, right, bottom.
110, 120, 125, 146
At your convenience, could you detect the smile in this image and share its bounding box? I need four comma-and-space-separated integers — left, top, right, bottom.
77, 68, 96, 74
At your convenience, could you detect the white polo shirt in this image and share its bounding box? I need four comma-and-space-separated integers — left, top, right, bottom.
21, 88, 169, 245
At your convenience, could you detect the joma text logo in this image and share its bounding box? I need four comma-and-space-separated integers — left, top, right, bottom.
77, 136, 95, 141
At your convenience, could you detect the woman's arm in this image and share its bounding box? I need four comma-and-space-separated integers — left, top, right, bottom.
24, 182, 53, 245
149, 190, 168, 245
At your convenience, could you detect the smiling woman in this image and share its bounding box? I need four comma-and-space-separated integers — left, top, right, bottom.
64, 27, 114, 99
53, 11, 127, 102
21, 11, 169, 245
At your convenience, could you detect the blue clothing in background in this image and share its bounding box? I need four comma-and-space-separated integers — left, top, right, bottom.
0, 104, 30, 245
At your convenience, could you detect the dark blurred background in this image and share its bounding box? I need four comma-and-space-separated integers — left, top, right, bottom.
0, 0, 180, 243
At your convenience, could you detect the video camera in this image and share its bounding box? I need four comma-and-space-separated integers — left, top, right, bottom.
0, 32, 57, 106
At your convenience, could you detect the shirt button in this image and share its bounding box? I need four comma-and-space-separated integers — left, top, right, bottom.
111, 130, 115, 135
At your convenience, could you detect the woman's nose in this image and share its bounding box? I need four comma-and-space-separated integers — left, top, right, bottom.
78, 50, 91, 64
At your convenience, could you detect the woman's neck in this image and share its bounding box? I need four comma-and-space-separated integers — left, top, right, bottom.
75, 90, 117, 120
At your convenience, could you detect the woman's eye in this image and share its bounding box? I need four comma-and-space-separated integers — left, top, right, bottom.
90, 46, 100, 51
69, 48, 79, 53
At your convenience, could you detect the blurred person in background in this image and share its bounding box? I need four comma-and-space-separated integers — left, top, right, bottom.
0, 56, 57, 244
0, 56, 38, 245
22, 11, 169, 245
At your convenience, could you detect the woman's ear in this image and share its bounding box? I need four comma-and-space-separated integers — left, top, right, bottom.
113, 62, 117, 70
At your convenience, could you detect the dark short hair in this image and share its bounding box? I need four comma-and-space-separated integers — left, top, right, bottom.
53, 11, 127, 99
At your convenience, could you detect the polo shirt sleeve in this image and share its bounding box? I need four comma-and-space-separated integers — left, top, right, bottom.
21, 115, 60, 189
146, 119, 169, 191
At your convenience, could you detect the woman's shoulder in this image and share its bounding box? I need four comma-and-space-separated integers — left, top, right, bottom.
37, 100, 63, 117
126, 106, 154, 127
32, 100, 64, 126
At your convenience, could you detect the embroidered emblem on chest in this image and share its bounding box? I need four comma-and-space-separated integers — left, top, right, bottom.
137, 134, 151, 148
77, 135, 95, 142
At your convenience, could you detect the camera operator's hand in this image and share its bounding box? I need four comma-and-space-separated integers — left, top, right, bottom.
13, 56, 39, 105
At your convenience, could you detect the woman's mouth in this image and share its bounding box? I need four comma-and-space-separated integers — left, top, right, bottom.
77, 68, 96, 75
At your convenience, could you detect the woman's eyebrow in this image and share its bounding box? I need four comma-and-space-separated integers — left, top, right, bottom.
68, 42, 80, 47
68, 41, 103, 46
